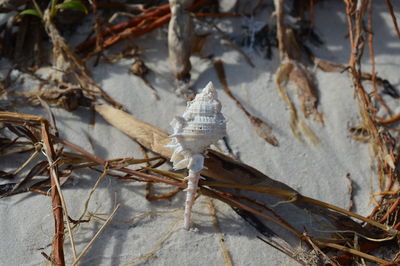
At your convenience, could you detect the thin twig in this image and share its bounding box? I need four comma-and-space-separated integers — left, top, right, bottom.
317, 241, 389, 264
41, 121, 67, 265
385, 0, 400, 39
42, 122, 77, 261
72, 204, 120, 265
367, 0, 392, 115
76, 167, 108, 223
12, 148, 40, 175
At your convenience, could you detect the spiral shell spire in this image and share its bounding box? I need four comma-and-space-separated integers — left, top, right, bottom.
167, 81, 226, 229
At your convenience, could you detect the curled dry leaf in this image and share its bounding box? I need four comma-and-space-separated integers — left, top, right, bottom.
274, 60, 321, 144
289, 61, 323, 124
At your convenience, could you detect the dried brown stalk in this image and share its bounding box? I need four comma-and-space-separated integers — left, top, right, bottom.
377, 113, 400, 124
367, 1, 392, 116
385, 0, 400, 39
41, 121, 65, 265
302, 232, 338, 266
340, 6, 399, 264
318, 241, 389, 264
343, 0, 395, 192
274, 0, 286, 61
75, 3, 172, 53
213, 59, 279, 146
76, 0, 212, 57
142, 145, 180, 201
145, 182, 182, 201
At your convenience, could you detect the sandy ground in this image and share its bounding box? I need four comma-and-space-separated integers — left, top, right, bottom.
1, 1, 400, 265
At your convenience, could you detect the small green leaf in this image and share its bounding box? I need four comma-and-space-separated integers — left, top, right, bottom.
20, 9, 42, 18
57, 0, 88, 14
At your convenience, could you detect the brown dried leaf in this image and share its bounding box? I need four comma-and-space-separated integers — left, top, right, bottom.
0, 111, 45, 123
288, 62, 323, 124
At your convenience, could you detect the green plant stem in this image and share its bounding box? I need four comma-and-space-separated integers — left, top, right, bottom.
50, 0, 58, 18
32, 0, 43, 17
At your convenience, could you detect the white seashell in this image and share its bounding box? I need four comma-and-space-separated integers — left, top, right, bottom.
166, 81, 226, 229
168, 81, 226, 170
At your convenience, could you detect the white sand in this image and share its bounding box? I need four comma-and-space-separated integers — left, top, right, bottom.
1, 1, 399, 265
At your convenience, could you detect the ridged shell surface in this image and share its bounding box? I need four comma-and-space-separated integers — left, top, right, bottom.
167, 81, 226, 170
